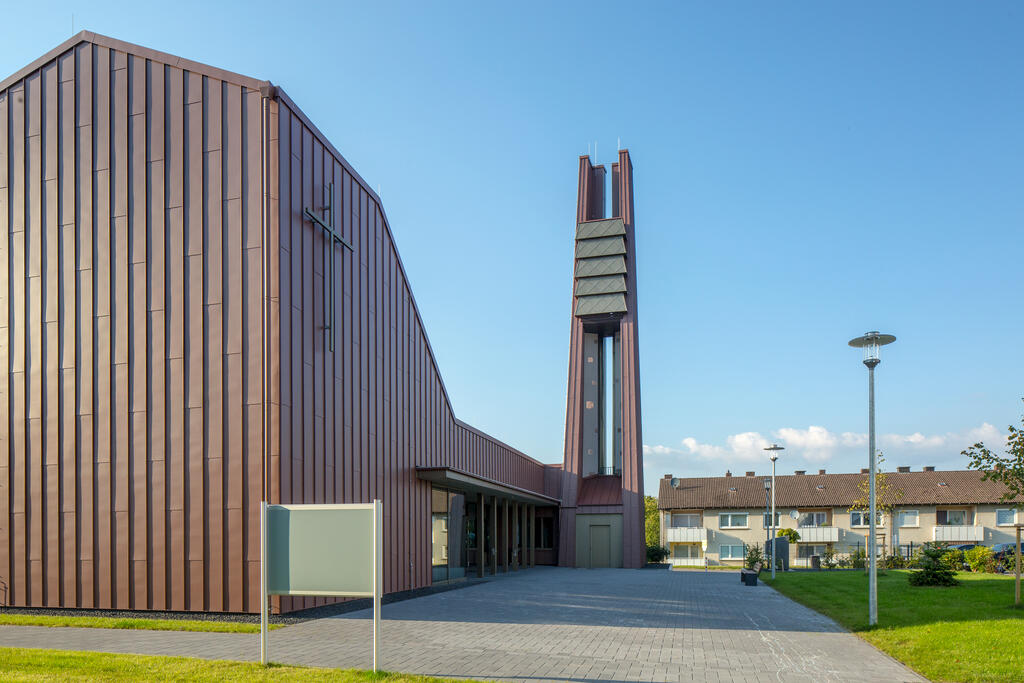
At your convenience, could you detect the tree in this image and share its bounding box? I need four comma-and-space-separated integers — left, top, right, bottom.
644, 495, 660, 547
849, 452, 904, 519
849, 452, 904, 554
909, 542, 959, 587
963, 400, 1024, 503
776, 528, 800, 543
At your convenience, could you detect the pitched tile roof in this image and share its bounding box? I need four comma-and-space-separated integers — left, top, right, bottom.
658, 470, 1022, 510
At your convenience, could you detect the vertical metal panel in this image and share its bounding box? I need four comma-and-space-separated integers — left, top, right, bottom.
0, 71, 9, 608
2, 34, 552, 613
0, 37, 266, 612
268, 95, 551, 611
147, 60, 167, 611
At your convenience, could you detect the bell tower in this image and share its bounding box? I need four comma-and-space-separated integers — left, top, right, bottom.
559, 150, 645, 568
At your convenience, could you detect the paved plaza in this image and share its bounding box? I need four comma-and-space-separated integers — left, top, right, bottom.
0, 567, 925, 682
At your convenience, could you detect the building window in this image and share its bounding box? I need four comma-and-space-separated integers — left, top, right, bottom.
672, 543, 700, 559
798, 511, 828, 528
936, 509, 968, 526
535, 517, 554, 549
996, 509, 1017, 527
719, 513, 748, 529
671, 513, 701, 528
762, 512, 781, 529
720, 544, 745, 560
797, 544, 827, 559
897, 510, 919, 527
850, 511, 884, 528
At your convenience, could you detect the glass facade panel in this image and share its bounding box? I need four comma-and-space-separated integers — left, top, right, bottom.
431, 487, 470, 582
535, 517, 554, 549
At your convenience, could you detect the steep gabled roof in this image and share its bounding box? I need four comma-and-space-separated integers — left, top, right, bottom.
0, 31, 267, 93
658, 469, 1021, 510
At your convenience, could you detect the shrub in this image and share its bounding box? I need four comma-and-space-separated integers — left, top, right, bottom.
941, 548, 965, 571
998, 547, 1021, 573
776, 528, 800, 543
836, 553, 853, 569
884, 553, 909, 569
908, 543, 959, 587
965, 546, 997, 573
646, 545, 669, 563
821, 546, 837, 570
850, 548, 866, 569
744, 545, 764, 570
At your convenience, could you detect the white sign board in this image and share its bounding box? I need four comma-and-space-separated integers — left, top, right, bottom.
260, 500, 383, 670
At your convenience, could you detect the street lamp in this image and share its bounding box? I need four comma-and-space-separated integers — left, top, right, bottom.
763, 477, 771, 572
848, 330, 896, 627
764, 444, 784, 578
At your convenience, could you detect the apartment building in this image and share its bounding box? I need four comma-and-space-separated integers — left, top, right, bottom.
658, 468, 1023, 567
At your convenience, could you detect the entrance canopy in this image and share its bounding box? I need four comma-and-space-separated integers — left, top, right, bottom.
416, 467, 559, 507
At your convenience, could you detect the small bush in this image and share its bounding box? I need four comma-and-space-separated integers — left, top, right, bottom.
836, 553, 853, 569
941, 548, 964, 571
850, 548, 866, 569
999, 547, 1021, 573
776, 528, 800, 543
908, 543, 959, 587
821, 546, 837, 570
965, 546, 997, 573
646, 545, 669, 563
744, 545, 764, 570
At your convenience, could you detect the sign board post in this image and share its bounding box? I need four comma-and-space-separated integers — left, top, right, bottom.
260, 500, 383, 670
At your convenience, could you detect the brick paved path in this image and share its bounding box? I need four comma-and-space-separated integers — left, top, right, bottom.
0, 567, 926, 682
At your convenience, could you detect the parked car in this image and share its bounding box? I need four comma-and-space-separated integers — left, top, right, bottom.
950, 544, 981, 552
991, 543, 1018, 562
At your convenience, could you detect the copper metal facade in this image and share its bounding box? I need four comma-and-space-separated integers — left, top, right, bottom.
0, 32, 551, 614
558, 152, 645, 568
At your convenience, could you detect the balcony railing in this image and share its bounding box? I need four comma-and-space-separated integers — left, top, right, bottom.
933, 525, 983, 542
665, 527, 708, 544
669, 557, 705, 568
797, 526, 839, 543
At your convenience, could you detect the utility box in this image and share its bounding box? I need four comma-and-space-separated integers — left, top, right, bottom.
769, 538, 790, 571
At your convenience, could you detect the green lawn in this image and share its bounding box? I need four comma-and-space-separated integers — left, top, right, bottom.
0, 614, 284, 633
0, 648, 478, 682
764, 570, 1024, 683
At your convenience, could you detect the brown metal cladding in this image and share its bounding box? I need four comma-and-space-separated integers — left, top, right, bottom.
270, 92, 551, 611
1, 34, 267, 612
2, 32, 552, 614
558, 151, 645, 569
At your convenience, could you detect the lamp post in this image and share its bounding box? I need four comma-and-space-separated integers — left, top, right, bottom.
764, 444, 784, 578
848, 330, 896, 627
763, 477, 771, 569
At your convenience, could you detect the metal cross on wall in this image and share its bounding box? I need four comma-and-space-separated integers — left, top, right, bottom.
304, 182, 354, 351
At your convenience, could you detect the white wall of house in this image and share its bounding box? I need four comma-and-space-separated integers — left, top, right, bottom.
661, 504, 1022, 566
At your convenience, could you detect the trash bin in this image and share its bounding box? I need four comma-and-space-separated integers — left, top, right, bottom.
742, 571, 758, 586
810, 555, 821, 570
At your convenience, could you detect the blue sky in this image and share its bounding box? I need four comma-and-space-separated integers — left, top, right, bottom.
4, 2, 1022, 493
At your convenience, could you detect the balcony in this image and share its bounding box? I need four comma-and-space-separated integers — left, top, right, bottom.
933, 525, 983, 542
665, 527, 708, 544
669, 557, 706, 568
797, 526, 839, 543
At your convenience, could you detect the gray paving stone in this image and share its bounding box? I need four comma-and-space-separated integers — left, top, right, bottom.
0, 567, 925, 682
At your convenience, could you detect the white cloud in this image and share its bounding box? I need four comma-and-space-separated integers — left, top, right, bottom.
772, 426, 838, 461
644, 423, 1010, 482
